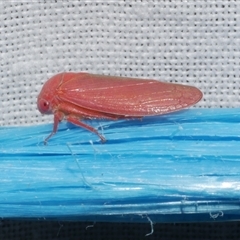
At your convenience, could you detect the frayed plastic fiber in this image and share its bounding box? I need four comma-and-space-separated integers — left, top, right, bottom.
1, 109, 240, 222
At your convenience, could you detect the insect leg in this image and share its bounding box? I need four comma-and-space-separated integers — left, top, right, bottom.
66, 115, 106, 142
44, 113, 63, 145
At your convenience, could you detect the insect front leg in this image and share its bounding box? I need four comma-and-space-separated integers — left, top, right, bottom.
66, 115, 106, 143
44, 112, 63, 145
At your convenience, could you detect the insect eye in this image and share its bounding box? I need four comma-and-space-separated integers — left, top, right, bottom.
38, 98, 50, 113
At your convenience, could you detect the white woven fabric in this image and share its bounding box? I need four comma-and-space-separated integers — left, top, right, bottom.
1, 1, 239, 126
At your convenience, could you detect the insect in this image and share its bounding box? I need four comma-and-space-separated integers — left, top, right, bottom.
37, 72, 202, 144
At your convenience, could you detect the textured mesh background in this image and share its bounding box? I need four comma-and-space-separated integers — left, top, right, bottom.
1, 1, 240, 239
1, 1, 240, 127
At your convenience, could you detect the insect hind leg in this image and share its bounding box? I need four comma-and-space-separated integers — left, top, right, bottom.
66, 115, 106, 142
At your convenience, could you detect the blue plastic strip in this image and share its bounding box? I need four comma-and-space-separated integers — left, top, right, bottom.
1, 109, 240, 222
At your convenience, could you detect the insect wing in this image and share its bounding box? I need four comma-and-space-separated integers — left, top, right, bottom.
58, 73, 202, 117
